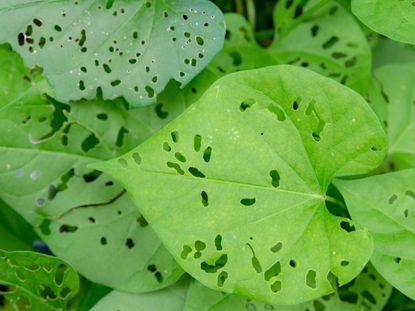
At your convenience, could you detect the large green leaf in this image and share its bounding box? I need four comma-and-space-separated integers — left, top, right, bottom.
335, 169, 415, 300
352, 0, 415, 45
366, 63, 415, 169
0, 0, 225, 106
0, 45, 183, 292
0, 250, 79, 311
94, 65, 386, 305
184, 264, 392, 311
91, 278, 189, 311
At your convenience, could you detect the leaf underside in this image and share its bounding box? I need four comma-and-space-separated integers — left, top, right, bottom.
95, 65, 386, 305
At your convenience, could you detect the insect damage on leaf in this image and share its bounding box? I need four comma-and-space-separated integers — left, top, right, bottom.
0, 0, 225, 105
93, 65, 386, 305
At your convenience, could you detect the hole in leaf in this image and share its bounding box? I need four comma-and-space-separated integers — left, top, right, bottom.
322, 36, 339, 49
155, 103, 168, 119
194, 134, 201, 152
201, 254, 228, 273
167, 162, 184, 175
229, 51, 242, 66
181, 245, 192, 259
118, 158, 128, 168
203, 147, 212, 163
270, 242, 282, 253
215, 235, 222, 250
264, 262, 281, 281
54, 264, 67, 286
306, 270, 317, 288
125, 238, 135, 249
241, 198, 256, 206
188, 167, 205, 178
361, 290, 377, 305
132, 152, 141, 165
247, 243, 262, 273
171, 131, 179, 143
174, 152, 186, 162
81, 133, 99, 152
201, 191, 208, 207
83, 170, 102, 183
340, 221, 355, 232
289, 259, 296, 268
270, 170, 280, 188
100, 237, 107, 245
59, 224, 78, 233
405, 190, 415, 199
340, 260, 349, 266
217, 271, 228, 287
388, 194, 398, 204
271, 280, 282, 293
240, 99, 255, 112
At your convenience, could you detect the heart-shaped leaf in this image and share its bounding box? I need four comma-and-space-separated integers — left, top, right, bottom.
94, 65, 386, 305
335, 169, 415, 300
0, 45, 183, 292
352, 0, 415, 45
0, 0, 225, 105
183, 264, 391, 311
0, 250, 79, 310
366, 63, 415, 169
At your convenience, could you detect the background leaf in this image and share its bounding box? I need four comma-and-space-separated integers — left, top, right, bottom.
0, 45, 183, 293
95, 65, 386, 305
335, 169, 415, 300
366, 63, 415, 170
0, 0, 225, 105
352, 0, 415, 45
0, 250, 79, 310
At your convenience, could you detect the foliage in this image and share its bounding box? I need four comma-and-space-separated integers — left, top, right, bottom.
0, 0, 414, 310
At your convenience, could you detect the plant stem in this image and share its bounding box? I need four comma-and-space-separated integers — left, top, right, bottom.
245, 0, 256, 30
235, 0, 244, 15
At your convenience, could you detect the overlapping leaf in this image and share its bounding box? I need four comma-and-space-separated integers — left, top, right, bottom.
366, 63, 415, 169
352, 0, 415, 45
335, 169, 415, 300
0, 0, 225, 105
0, 45, 183, 292
0, 250, 79, 310
94, 65, 386, 304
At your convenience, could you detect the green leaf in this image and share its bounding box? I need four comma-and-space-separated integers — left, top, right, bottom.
0, 45, 183, 292
0, 250, 79, 311
352, 0, 415, 45
0, 198, 38, 251
0, 0, 225, 106
269, 0, 371, 94
366, 63, 415, 169
94, 65, 386, 305
91, 278, 189, 311
372, 37, 415, 69
184, 264, 392, 311
335, 169, 415, 300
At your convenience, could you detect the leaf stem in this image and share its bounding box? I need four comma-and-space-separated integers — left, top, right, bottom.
245, 0, 256, 30
235, 0, 244, 15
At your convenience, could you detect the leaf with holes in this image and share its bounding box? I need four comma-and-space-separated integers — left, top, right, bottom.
183, 0, 372, 104
91, 278, 189, 311
269, 0, 371, 94
0, 0, 225, 105
335, 169, 415, 300
183, 264, 391, 311
352, 0, 415, 45
0, 249, 79, 310
366, 63, 415, 169
93, 65, 386, 305
0, 45, 184, 293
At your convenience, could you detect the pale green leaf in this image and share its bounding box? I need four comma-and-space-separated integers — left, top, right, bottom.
352, 0, 415, 45
184, 264, 392, 311
91, 279, 189, 311
335, 169, 415, 300
0, 0, 225, 105
0, 250, 79, 311
0, 45, 183, 292
366, 63, 415, 169
94, 65, 386, 305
